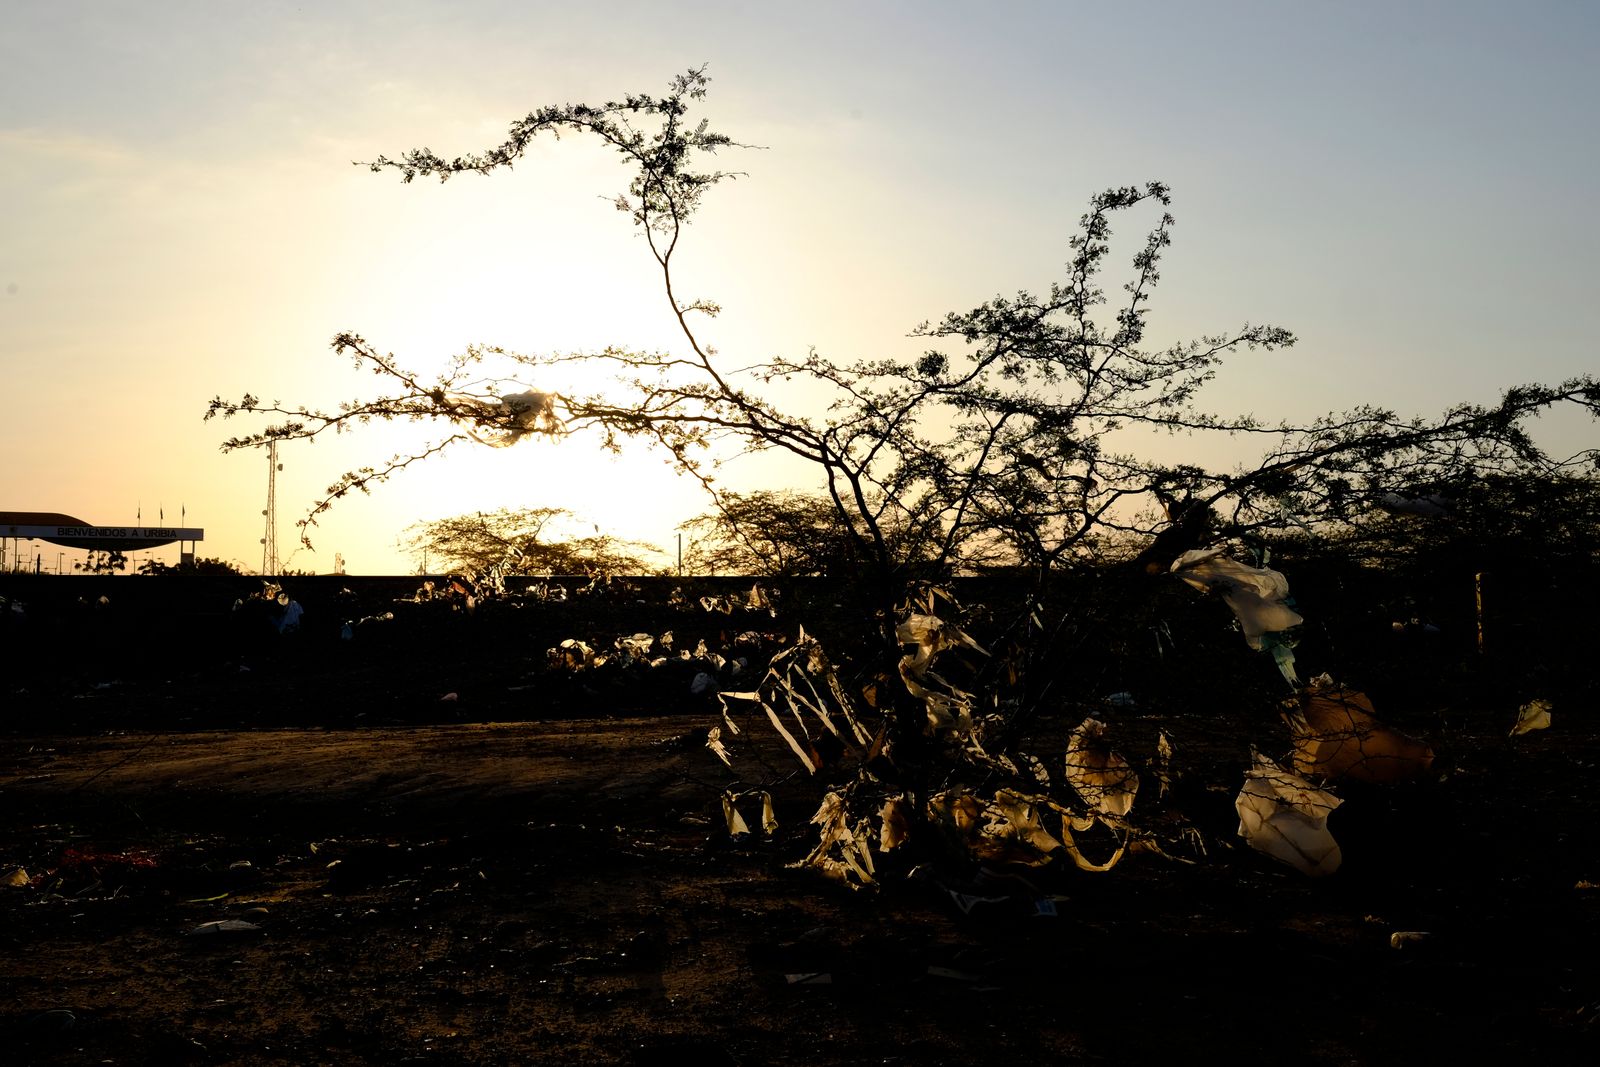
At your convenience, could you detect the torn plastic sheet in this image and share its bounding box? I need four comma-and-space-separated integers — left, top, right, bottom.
936, 872, 1065, 920
879, 795, 912, 852
693, 640, 727, 671
1056, 811, 1130, 873
760, 697, 820, 774
1171, 549, 1303, 681
1154, 730, 1174, 800
1064, 717, 1139, 819
746, 584, 774, 613
895, 608, 986, 736
960, 727, 1022, 779
1235, 750, 1343, 877
770, 629, 870, 747
705, 726, 732, 767
614, 632, 654, 658
1171, 549, 1304, 645
901, 665, 976, 735
1285, 678, 1434, 783
549, 638, 597, 670
530, 581, 569, 602
790, 791, 876, 888
1511, 698, 1552, 737
717, 689, 818, 774
928, 788, 1130, 872
897, 612, 987, 676
927, 789, 985, 849
721, 790, 776, 838
983, 790, 1065, 865
459, 389, 563, 446
716, 629, 875, 773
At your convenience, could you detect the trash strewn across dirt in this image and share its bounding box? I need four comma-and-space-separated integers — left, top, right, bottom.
2, 572, 1598, 1063
3, 716, 1599, 1065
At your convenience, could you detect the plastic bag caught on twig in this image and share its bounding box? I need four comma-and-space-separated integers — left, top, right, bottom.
1064, 717, 1140, 819
790, 791, 876, 888
1235, 750, 1343, 877
460, 389, 563, 446
721, 790, 776, 838
896, 612, 987, 736
1284, 677, 1434, 783
716, 627, 873, 775
1171, 549, 1303, 682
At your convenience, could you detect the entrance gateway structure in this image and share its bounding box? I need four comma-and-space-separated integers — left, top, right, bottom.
1, 511, 204, 572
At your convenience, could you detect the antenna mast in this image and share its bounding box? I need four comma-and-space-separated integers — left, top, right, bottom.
261, 440, 280, 576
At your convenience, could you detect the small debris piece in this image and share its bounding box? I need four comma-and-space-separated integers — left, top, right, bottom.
1389, 931, 1432, 949
721, 792, 751, 837
879, 795, 912, 852
1511, 699, 1552, 737
187, 919, 263, 937
705, 726, 732, 766
1154, 731, 1174, 800
785, 972, 832, 985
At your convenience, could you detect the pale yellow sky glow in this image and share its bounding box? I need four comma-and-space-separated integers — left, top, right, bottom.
3, 1, 1596, 574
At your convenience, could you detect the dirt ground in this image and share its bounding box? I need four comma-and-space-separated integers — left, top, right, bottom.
3, 699, 1599, 1065
1, 573, 1597, 1063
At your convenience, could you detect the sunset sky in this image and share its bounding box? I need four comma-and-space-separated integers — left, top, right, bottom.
4, 1, 1596, 575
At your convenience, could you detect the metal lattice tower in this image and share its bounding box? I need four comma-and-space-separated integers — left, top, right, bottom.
261, 440, 280, 576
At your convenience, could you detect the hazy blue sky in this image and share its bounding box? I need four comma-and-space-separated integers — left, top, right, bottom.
3, 1, 1596, 573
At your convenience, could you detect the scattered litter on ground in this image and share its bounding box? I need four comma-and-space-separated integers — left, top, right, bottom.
187, 919, 263, 937
1389, 930, 1433, 949
1511, 699, 1553, 737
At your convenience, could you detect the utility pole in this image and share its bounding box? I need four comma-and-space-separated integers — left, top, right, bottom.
261, 440, 280, 576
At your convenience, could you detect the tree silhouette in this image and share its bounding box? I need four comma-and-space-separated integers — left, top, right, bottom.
206, 70, 1599, 878
406, 507, 658, 580
207, 69, 1596, 600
